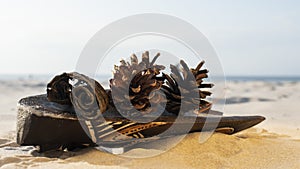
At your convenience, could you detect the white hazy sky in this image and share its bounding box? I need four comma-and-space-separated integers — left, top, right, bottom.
0, 0, 299, 76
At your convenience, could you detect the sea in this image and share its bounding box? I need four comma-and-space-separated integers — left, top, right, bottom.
0, 74, 300, 83
225, 76, 300, 82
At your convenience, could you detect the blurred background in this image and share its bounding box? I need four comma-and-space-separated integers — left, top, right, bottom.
0, 1, 299, 157
0, 0, 300, 79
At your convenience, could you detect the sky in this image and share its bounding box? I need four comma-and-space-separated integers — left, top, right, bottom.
0, 0, 300, 76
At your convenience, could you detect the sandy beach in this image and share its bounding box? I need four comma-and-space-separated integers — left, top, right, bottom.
0, 78, 299, 169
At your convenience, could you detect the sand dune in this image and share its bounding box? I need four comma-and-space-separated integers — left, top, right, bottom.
0, 80, 299, 168
0, 130, 299, 169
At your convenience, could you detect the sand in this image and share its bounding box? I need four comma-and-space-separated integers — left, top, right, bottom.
0, 79, 299, 169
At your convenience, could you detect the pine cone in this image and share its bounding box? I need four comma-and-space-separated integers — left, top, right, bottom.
109, 51, 166, 117
161, 60, 213, 115
47, 72, 72, 105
